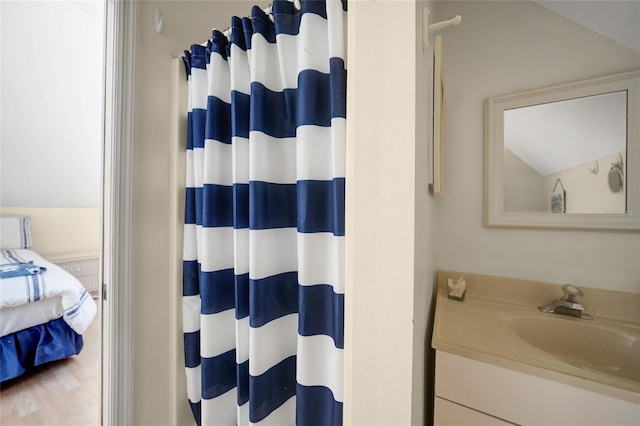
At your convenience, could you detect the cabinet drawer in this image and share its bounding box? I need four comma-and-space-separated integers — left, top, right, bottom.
435, 397, 513, 426
435, 351, 640, 425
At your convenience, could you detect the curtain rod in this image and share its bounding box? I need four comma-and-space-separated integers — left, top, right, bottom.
219, 0, 302, 39
187, 0, 300, 54
219, 4, 273, 40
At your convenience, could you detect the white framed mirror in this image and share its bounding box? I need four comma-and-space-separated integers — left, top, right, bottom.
485, 69, 640, 231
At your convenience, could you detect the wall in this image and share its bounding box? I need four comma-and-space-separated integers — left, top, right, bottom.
345, 0, 437, 424
433, 1, 640, 293
0, 1, 104, 208
0, 1, 103, 258
504, 148, 546, 213
0, 206, 99, 259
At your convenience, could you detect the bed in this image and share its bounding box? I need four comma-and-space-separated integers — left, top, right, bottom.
0, 216, 97, 382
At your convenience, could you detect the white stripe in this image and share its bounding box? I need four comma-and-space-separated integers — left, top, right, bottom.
235, 315, 250, 363
229, 44, 251, 95
195, 225, 203, 264
203, 139, 233, 185
250, 396, 296, 426
190, 67, 208, 110
185, 150, 195, 188
249, 313, 297, 376
183, 224, 197, 261
187, 75, 193, 112
201, 226, 234, 272
250, 14, 330, 92
193, 147, 204, 188
182, 295, 201, 333
208, 50, 231, 103
201, 309, 236, 358
297, 334, 344, 402
185, 365, 202, 403
201, 387, 237, 425
250, 228, 298, 280
327, 0, 347, 62
249, 132, 297, 184
234, 228, 249, 274
238, 402, 249, 426
296, 120, 346, 181
297, 233, 345, 294
232, 136, 250, 184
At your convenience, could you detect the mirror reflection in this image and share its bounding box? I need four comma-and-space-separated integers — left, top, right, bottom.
503, 91, 627, 214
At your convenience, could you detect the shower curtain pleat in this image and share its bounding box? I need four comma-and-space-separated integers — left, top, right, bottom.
182, 1, 347, 424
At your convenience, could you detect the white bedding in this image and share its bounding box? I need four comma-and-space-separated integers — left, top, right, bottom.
0, 249, 97, 337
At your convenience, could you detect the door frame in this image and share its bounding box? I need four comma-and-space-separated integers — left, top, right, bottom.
102, 0, 135, 424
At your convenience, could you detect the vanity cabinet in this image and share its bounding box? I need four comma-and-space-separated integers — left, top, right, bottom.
434, 350, 640, 426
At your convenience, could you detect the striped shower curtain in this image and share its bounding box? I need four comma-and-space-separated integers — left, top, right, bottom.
182, 1, 346, 425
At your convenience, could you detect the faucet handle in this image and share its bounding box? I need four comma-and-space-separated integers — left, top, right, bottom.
562, 284, 583, 302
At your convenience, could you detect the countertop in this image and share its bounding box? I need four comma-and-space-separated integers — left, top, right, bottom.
431, 270, 640, 404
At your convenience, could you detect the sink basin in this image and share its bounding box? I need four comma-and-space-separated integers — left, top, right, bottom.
504, 313, 640, 382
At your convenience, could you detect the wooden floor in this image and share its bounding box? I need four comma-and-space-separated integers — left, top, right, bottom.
0, 302, 101, 425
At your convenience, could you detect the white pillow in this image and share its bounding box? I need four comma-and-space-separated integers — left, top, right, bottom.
0, 216, 32, 249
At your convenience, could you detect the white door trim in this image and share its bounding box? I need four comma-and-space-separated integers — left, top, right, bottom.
103, 0, 135, 424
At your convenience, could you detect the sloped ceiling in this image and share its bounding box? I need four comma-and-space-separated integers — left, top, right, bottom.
533, 0, 640, 53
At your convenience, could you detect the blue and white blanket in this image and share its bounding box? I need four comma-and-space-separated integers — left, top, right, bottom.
0, 249, 96, 335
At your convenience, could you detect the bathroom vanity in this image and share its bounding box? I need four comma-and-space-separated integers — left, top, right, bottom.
432, 270, 640, 425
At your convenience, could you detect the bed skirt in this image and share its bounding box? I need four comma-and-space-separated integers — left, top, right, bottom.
0, 317, 83, 382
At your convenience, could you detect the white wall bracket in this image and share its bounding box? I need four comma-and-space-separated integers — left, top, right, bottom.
422, 8, 462, 53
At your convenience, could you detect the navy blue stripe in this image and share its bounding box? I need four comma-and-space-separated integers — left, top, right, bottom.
231, 91, 250, 139
200, 268, 235, 314
183, 260, 199, 296
235, 272, 250, 319
297, 68, 337, 123
250, 271, 298, 328
187, 111, 194, 149
250, 182, 297, 230
250, 0, 328, 45
184, 330, 200, 368
194, 187, 203, 226
202, 349, 237, 399
233, 183, 249, 229
189, 44, 207, 70
237, 359, 250, 406
230, 16, 249, 52
298, 284, 344, 349
188, 401, 201, 426
249, 355, 297, 423
202, 184, 233, 227
250, 67, 342, 138
185, 187, 197, 224
205, 96, 232, 144
330, 57, 347, 119
297, 178, 345, 236
182, 51, 192, 78
192, 108, 206, 149
296, 384, 343, 426
250, 82, 296, 138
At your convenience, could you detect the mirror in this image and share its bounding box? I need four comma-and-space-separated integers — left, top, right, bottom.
485, 69, 640, 231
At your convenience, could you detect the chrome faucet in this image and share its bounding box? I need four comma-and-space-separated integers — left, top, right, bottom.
538, 284, 593, 320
